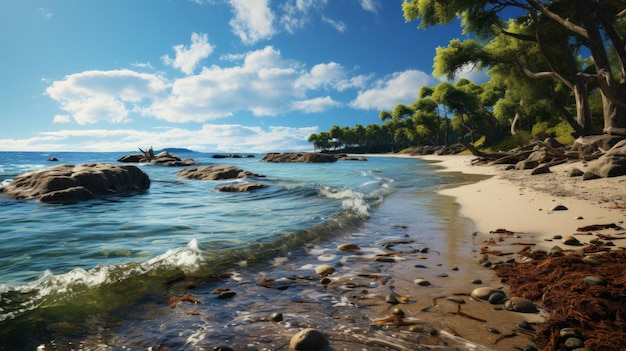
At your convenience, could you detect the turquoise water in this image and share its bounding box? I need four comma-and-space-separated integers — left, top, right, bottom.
0, 151, 482, 350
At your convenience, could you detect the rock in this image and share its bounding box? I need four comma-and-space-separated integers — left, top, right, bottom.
563, 337, 584, 349
505, 297, 538, 313
391, 307, 405, 317
517, 320, 535, 331
47, 157, 59, 162
261, 152, 338, 163
217, 291, 237, 299
447, 296, 465, 304
488, 292, 506, 304
581, 256, 601, 266
471, 287, 505, 300
583, 139, 626, 179
315, 264, 334, 276
551, 205, 568, 211
215, 183, 268, 192
0, 163, 150, 203
583, 276, 607, 286
531, 165, 551, 175
289, 328, 329, 351
413, 278, 431, 286
385, 294, 399, 304
562, 235, 582, 246
213, 346, 234, 351
337, 243, 360, 252
471, 279, 482, 284
177, 165, 264, 180
269, 312, 283, 322
118, 148, 197, 166
560, 328, 579, 338
569, 168, 584, 177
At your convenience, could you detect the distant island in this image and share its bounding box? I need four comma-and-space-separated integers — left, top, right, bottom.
157, 147, 196, 153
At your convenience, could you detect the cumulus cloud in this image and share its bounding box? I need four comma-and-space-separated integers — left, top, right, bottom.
46, 69, 169, 124
280, 0, 328, 33
0, 124, 318, 152
350, 70, 434, 110
291, 96, 341, 113
228, 0, 276, 44
53, 115, 71, 123
162, 33, 214, 75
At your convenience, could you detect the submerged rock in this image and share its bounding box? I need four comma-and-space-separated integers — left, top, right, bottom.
215, 183, 268, 192
0, 163, 150, 204
177, 165, 264, 180
261, 152, 338, 163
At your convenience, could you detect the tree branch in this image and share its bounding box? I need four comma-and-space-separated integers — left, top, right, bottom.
526, 0, 588, 38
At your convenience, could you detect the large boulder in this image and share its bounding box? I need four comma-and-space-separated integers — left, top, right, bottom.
0, 163, 150, 203
177, 165, 264, 180
261, 152, 337, 163
583, 139, 626, 179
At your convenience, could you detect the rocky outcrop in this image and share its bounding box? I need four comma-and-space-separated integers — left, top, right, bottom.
211, 154, 255, 159
215, 183, 268, 192
261, 152, 337, 163
0, 163, 150, 203
410, 144, 465, 156
177, 165, 264, 180
583, 139, 626, 179
118, 147, 197, 166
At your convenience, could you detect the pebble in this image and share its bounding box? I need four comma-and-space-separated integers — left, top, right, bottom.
320, 277, 331, 285
451, 266, 459, 271
414, 264, 428, 269
517, 320, 534, 331
551, 205, 568, 211
315, 264, 335, 276
563, 337, 584, 349
385, 293, 399, 304
413, 278, 431, 286
583, 276, 607, 286
581, 256, 601, 266
505, 297, 538, 313
487, 327, 500, 334
521, 346, 538, 351
337, 243, 360, 252
217, 291, 237, 299
488, 292, 506, 304
436, 273, 448, 278
471, 279, 482, 284
269, 312, 283, 322
289, 328, 329, 351
562, 235, 582, 246
470, 287, 504, 300
213, 346, 234, 351
553, 235, 563, 240
447, 296, 465, 304
391, 307, 405, 317
560, 328, 578, 338
375, 257, 396, 263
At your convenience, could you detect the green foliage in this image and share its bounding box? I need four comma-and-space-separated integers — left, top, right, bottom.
488, 131, 533, 152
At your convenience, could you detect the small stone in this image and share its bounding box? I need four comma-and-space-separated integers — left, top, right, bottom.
517, 320, 534, 331
213, 346, 235, 351
583, 276, 607, 286
419, 247, 429, 253
436, 273, 448, 278
289, 328, 329, 351
553, 235, 563, 240
562, 235, 582, 246
269, 312, 283, 322
522, 346, 538, 351
560, 328, 578, 338
337, 243, 360, 252
391, 307, 405, 317
563, 337, 584, 349
385, 294, 399, 304
320, 277, 331, 285
414, 264, 428, 269
575, 216, 584, 220
505, 297, 537, 313
447, 296, 465, 304
217, 291, 237, 299
413, 278, 431, 286
488, 292, 506, 304
471, 279, 482, 284
471, 287, 504, 300
581, 256, 601, 266
551, 205, 568, 211
375, 257, 395, 263
487, 327, 500, 334
315, 264, 335, 276
451, 266, 459, 271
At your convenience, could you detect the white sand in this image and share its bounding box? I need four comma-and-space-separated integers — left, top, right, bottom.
419, 154, 626, 250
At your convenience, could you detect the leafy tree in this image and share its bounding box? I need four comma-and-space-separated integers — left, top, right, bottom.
403, 0, 626, 136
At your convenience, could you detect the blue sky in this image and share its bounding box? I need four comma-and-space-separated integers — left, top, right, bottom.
1, 0, 480, 153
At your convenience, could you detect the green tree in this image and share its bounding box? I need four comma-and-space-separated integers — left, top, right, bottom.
403, 0, 626, 136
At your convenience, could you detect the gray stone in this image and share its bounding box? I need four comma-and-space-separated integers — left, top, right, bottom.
177, 165, 264, 180
215, 183, 268, 192
262, 152, 338, 163
289, 328, 329, 351
471, 287, 504, 300
583, 276, 607, 286
505, 297, 538, 313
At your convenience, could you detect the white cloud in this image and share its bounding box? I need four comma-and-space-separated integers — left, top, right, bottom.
280, 0, 328, 34
321, 16, 346, 32
53, 115, 71, 123
291, 96, 341, 113
46, 69, 169, 124
350, 70, 434, 110
131, 61, 155, 70
39, 8, 53, 20
359, 0, 380, 13
228, 0, 276, 44
0, 125, 318, 153
162, 33, 214, 75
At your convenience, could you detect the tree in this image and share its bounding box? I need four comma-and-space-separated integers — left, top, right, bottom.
403, 0, 626, 136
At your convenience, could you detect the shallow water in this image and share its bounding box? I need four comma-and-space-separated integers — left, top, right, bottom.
0, 151, 496, 350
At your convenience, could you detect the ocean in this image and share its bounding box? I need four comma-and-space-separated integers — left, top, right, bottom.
0, 151, 489, 350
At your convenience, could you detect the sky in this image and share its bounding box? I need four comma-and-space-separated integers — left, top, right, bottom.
0, 0, 481, 153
